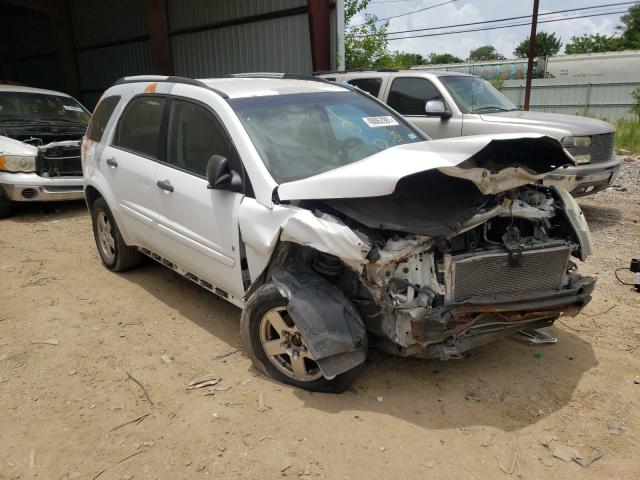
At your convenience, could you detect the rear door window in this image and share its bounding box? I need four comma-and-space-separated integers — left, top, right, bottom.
113, 96, 167, 159
388, 78, 442, 115
86, 96, 120, 142
346, 78, 383, 97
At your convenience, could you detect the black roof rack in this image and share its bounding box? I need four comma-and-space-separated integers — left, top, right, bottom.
313, 68, 400, 75
229, 72, 330, 84
113, 75, 229, 99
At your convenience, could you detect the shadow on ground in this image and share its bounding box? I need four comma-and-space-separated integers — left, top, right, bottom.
3, 200, 88, 223
579, 203, 623, 232
122, 260, 597, 433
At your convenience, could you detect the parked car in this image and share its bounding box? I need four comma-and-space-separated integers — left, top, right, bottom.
0, 85, 90, 217
318, 70, 621, 197
83, 74, 594, 393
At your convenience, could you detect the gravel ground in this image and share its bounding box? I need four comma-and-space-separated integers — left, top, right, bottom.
1, 160, 639, 479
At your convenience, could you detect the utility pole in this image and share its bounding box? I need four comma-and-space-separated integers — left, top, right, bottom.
523, 0, 539, 111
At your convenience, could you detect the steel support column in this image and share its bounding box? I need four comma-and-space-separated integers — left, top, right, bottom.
307, 0, 330, 72
143, 0, 173, 75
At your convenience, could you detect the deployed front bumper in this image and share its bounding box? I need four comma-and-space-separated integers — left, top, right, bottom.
0, 172, 84, 202
543, 156, 622, 197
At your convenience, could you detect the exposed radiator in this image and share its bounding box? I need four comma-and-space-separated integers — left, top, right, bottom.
449, 246, 571, 303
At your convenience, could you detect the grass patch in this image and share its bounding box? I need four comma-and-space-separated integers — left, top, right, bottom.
614, 119, 640, 154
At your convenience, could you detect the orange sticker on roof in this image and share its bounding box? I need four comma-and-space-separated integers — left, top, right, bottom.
144, 82, 158, 93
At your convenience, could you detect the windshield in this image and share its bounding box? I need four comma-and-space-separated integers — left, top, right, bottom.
229, 91, 423, 183
0, 92, 90, 124
439, 76, 518, 114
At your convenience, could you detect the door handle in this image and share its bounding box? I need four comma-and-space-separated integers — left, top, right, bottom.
105, 157, 118, 168
156, 179, 174, 193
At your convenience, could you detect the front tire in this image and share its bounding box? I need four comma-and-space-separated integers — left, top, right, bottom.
0, 189, 13, 219
241, 284, 359, 393
90, 197, 141, 271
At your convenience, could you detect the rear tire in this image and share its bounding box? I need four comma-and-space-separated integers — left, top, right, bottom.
241, 283, 359, 393
0, 189, 13, 219
90, 197, 141, 271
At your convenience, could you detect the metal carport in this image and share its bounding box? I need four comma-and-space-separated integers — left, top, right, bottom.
0, 0, 339, 108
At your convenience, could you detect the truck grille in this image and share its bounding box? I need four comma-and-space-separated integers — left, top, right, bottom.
450, 246, 571, 302
36, 142, 82, 177
565, 133, 614, 164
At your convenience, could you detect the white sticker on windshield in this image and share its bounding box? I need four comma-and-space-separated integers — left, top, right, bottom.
63, 105, 83, 112
362, 116, 399, 128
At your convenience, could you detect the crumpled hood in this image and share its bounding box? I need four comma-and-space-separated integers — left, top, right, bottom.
479, 110, 614, 136
277, 133, 575, 201
0, 135, 37, 156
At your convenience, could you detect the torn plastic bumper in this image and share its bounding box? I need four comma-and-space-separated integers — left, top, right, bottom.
269, 245, 367, 379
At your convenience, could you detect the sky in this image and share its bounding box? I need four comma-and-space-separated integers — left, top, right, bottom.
351, 0, 631, 60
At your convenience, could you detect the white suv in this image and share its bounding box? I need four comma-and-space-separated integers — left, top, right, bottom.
83, 74, 595, 393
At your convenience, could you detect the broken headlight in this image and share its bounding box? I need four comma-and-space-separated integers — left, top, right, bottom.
561, 136, 591, 164
0, 155, 36, 173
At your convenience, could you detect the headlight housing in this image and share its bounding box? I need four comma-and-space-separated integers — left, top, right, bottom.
561, 136, 591, 164
0, 155, 37, 173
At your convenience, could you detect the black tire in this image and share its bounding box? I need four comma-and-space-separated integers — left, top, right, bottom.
241, 283, 360, 393
0, 189, 13, 219
91, 197, 142, 272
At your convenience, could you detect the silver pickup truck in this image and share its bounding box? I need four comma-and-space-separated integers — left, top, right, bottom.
319, 70, 621, 197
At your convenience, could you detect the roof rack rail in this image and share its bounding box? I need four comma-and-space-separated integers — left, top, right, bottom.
313, 68, 400, 75
229, 72, 330, 84
113, 75, 229, 99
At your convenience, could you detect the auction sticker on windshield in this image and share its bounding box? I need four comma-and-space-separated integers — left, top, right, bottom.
362, 116, 399, 128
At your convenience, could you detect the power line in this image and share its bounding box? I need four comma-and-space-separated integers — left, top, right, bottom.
351, 0, 457, 26
374, 1, 636, 37
386, 9, 628, 41
370, 0, 424, 3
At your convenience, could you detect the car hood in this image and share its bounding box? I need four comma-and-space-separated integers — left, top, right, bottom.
0, 135, 37, 156
277, 133, 575, 202
479, 110, 614, 136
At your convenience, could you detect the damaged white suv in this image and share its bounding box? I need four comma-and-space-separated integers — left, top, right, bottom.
83, 74, 595, 393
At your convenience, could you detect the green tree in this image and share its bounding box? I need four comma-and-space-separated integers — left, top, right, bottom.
428, 52, 463, 64
514, 32, 562, 58
565, 34, 623, 54
618, 3, 640, 49
468, 45, 505, 61
344, 0, 390, 69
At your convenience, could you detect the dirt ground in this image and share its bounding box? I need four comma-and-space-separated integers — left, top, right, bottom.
1, 160, 639, 480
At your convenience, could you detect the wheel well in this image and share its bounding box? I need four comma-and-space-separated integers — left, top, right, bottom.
85, 186, 102, 210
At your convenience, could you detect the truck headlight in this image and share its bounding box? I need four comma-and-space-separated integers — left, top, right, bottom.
562, 136, 591, 148
561, 136, 591, 164
0, 155, 37, 173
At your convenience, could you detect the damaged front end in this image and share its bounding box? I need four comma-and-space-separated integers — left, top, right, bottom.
35, 140, 83, 178
244, 135, 595, 378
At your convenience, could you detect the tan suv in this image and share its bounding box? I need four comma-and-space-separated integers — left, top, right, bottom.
318, 70, 621, 197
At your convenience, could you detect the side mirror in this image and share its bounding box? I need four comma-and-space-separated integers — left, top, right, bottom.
425, 100, 452, 119
206, 155, 243, 193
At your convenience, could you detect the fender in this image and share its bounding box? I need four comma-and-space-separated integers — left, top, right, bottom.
268, 244, 367, 379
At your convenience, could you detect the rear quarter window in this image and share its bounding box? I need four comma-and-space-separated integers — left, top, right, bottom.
346, 78, 382, 97
86, 96, 120, 142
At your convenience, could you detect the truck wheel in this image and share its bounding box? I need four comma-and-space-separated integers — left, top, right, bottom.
0, 189, 13, 219
91, 197, 141, 271
241, 283, 359, 393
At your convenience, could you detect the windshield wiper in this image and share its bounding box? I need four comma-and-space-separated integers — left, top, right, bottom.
472, 106, 514, 113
